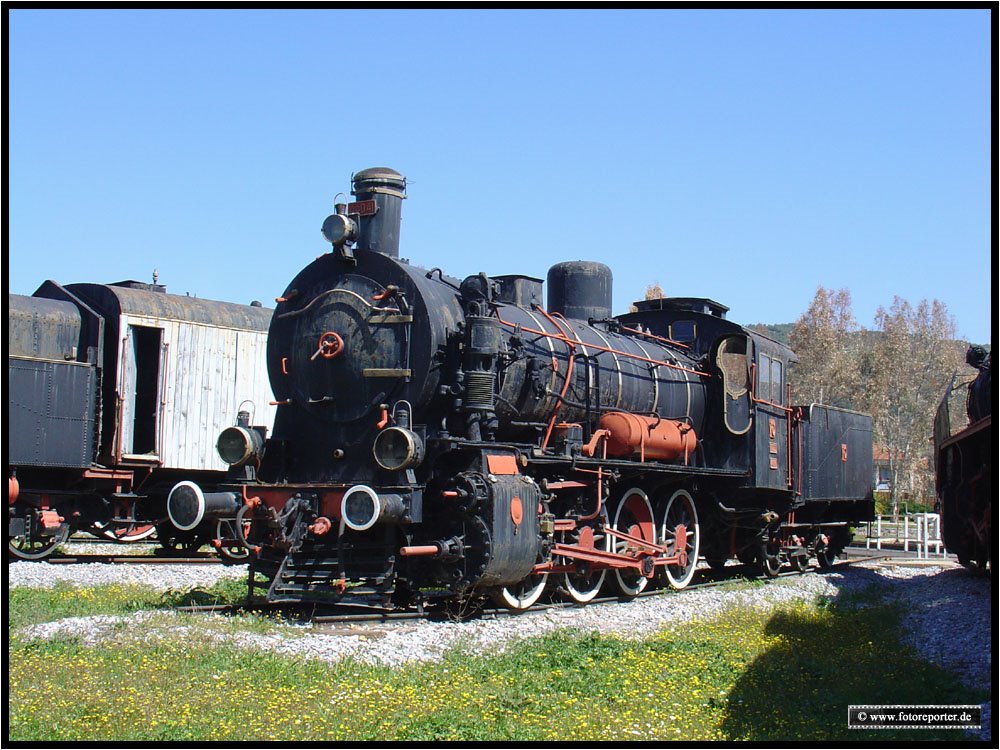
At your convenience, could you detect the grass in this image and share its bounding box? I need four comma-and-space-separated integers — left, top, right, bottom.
8, 581, 987, 742
7, 577, 250, 630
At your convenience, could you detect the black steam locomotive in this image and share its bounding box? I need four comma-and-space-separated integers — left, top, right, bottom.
167, 167, 874, 610
7, 280, 274, 559
934, 345, 992, 570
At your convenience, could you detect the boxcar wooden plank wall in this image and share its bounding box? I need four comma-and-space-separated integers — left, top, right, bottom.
117, 314, 276, 471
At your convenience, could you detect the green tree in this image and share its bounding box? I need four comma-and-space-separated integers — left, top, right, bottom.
788, 287, 863, 409
644, 282, 665, 300
862, 297, 966, 516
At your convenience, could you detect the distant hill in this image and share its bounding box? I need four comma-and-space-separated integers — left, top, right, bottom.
746, 322, 794, 345
718, 322, 983, 353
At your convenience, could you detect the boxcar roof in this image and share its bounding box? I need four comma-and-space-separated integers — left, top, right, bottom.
8, 293, 84, 360
9, 292, 81, 322
58, 282, 273, 331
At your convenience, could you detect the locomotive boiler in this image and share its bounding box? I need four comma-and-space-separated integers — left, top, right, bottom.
168, 167, 874, 610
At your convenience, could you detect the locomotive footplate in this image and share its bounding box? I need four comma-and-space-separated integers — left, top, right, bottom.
526, 454, 746, 478
250, 544, 397, 607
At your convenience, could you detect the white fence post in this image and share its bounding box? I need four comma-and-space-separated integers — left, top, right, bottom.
863, 513, 944, 558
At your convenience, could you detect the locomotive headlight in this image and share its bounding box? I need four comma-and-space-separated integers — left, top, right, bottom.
217, 425, 264, 467
321, 213, 357, 246
372, 427, 425, 471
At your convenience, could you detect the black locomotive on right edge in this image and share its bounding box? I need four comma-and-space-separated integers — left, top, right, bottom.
167, 167, 874, 611
935, 345, 992, 571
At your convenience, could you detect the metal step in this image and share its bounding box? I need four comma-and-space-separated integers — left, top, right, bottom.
265, 548, 345, 601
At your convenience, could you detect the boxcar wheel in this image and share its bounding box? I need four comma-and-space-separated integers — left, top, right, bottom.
8, 522, 69, 561
91, 520, 157, 543
156, 524, 207, 555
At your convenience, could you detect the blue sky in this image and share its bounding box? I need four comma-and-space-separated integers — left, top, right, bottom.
8, 9, 993, 343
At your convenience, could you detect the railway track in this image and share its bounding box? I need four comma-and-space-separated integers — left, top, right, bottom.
172, 552, 891, 623
43, 554, 224, 565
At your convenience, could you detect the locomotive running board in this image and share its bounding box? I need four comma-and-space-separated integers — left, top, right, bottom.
526, 455, 746, 477
362, 368, 412, 377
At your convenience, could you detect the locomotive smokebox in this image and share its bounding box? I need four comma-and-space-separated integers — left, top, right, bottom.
547, 261, 613, 322
352, 167, 406, 258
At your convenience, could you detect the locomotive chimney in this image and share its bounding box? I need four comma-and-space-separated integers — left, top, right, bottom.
351, 167, 407, 258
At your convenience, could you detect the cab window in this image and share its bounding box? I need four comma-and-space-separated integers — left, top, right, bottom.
770, 359, 783, 404
669, 320, 696, 344
758, 353, 772, 401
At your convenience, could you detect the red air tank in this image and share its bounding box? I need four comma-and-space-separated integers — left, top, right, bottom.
591, 412, 697, 462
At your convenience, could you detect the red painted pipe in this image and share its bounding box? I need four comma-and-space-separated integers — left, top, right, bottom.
399, 545, 440, 557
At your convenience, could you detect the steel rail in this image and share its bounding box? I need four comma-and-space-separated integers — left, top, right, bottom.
42, 554, 224, 565
169, 553, 892, 624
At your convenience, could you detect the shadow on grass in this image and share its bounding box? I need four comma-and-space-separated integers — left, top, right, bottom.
159, 577, 250, 610
721, 566, 990, 742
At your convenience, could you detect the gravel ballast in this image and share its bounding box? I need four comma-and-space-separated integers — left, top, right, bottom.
8, 560, 246, 592
9, 559, 992, 740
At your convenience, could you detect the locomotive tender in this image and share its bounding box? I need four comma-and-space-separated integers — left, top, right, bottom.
7, 280, 275, 559
168, 167, 874, 609
934, 345, 992, 570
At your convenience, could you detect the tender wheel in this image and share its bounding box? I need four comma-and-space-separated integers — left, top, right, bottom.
8, 522, 70, 561
790, 552, 809, 573
91, 520, 157, 543
609, 487, 656, 597
492, 573, 549, 611
960, 556, 989, 573
816, 546, 837, 570
761, 542, 782, 578
658, 489, 700, 590
737, 547, 759, 567
560, 510, 611, 604
156, 524, 207, 555
214, 519, 252, 562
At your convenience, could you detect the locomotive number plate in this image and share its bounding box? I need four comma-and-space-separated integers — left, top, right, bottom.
348, 199, 377, 216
